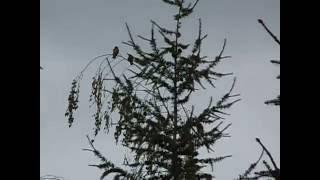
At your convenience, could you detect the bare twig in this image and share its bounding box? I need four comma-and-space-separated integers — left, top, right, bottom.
191, 0, 200, 10
255, 138, 279, 171
79, 53, 112, 78
125, 23, 136, 47
258, 19, 280, 45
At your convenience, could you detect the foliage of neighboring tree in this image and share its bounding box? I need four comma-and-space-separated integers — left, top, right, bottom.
258, 19, 280, 106
65, 0, 240, 179
238, 19, 280, 180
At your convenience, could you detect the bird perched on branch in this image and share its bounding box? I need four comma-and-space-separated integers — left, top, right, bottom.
112, 46, 119, 59
127, 54, 134, 65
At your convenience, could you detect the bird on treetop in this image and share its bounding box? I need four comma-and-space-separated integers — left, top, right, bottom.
127, 54, 134, 65
112, 46, 119, 59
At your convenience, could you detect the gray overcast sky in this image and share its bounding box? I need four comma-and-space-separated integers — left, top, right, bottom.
40, 0, 279, 180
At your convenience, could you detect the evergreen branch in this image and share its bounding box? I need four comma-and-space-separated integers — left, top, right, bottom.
151, 20, 176, 35
192, 18, 207, 55
84, 135, 109, 163
84, 135, 134, 179
262, 161, 273, 174
240, 148, 265, 178
122, 41, 134, 47
156, 87, 171, 117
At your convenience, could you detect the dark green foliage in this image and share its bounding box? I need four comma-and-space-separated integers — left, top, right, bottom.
66, 0, 239, 179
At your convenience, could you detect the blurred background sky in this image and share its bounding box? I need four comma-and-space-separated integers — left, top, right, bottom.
40, 0, 279, 179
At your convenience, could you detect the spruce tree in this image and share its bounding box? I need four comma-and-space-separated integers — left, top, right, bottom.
65, 0, 239, 179
238, 19, 280, 180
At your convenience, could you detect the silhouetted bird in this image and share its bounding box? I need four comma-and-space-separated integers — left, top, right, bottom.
127, 54, 134, 65
112, 46, 119, 59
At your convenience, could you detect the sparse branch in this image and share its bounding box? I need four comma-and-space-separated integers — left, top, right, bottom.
258, 19, 280, 45
191, 0, 200, 10
228, 77, 237, 94
102, 58, 124, 80
86, 135, 98, 152
239, 148, 265, 179
180, 104, 190, 119
218, 39, 227, 58
197, 18, 202, 55
79, 54, 111, 78
255, 138, 279, 171
125, 23, 136, 47
105, 57, 118, 81
151, 20, 176, 35
137, 35, 152, 42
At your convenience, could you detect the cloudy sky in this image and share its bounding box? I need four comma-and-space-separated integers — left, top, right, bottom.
40, 0, 279, 179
